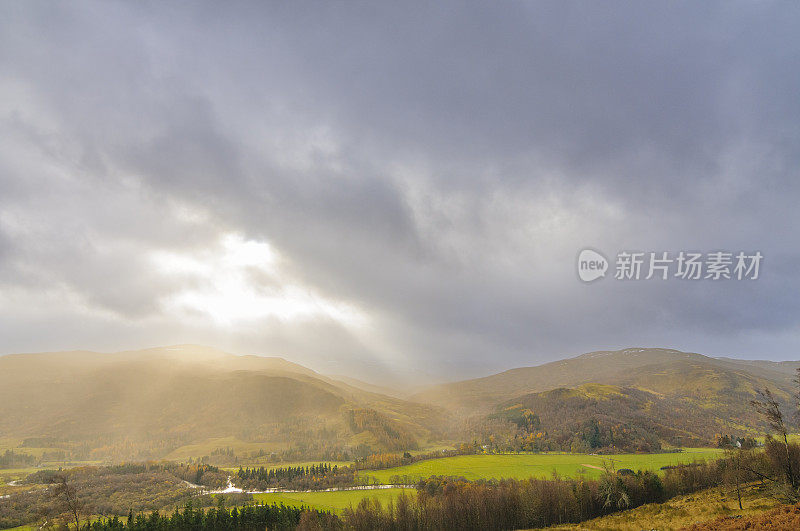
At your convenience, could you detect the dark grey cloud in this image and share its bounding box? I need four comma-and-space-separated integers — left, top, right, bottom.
0, 1, 799, 382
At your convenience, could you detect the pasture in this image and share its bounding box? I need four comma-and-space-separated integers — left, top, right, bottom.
361, 448, 725, 484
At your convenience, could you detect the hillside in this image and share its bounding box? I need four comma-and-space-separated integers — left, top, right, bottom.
0, 346, 443, 461
413, 348, 799, 448
412, 348, 797, 414
684, 503, 800, 531
494, 383, 734, 450
550, 485, 780, 531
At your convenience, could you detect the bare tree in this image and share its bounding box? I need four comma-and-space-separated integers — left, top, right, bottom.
751, 388, 796, 489
723, 445, 746, 510
50, 473, 85, 530
795, 367, 800, 423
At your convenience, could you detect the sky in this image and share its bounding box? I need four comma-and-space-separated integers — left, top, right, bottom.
1, 2, 799, 384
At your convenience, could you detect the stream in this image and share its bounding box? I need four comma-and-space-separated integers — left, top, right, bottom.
188, 476, 413, 495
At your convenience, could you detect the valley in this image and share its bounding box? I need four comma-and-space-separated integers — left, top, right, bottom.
1, 345, 798, 529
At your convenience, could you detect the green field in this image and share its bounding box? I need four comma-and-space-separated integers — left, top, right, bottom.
361, 449, 725, 484
245, 450, 726, 515
251, 488, 412, 513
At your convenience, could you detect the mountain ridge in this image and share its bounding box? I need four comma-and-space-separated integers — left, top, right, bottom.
2, 345, 797, 461
411, 347, 798, 413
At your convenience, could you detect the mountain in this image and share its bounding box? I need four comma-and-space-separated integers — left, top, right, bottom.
412, 348, 797, 414
0, 345, 443, 461
412, 348, 799, 448
411, 347, 800, 451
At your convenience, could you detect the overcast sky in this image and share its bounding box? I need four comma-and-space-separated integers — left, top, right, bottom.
1, 2, 799, 383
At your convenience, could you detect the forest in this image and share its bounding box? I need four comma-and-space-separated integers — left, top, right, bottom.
236, 463, 355, 491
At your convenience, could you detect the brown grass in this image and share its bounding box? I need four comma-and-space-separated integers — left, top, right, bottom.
682, 503, 800, 530
547, 486, 779, 530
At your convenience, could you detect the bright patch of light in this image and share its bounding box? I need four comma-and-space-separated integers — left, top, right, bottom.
150, 233, 366, 328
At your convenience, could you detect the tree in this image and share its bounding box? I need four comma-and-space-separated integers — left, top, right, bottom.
723, 446, 746, 509
598, 465, 630, 511
751, 388, 796, 489
50, 473, 86, 530
795, 367, 800, 424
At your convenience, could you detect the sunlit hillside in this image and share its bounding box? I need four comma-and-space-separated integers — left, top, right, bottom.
0, 346, 444, 461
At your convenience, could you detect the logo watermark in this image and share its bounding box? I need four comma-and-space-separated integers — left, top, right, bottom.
577, 249, 609, 282
577, 249, 762, 282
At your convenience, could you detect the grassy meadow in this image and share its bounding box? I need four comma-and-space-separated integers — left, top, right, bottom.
361, 448, 725, 484
230, 449, 725, 514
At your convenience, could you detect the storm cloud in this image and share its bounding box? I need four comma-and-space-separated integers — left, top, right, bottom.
1, 1, 798, 383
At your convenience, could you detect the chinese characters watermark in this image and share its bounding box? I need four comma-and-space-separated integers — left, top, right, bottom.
578, 249, 762, 283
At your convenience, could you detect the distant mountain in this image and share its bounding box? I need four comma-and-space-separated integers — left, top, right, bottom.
410, 348, 800, 424
0, 345, 443, 461
715, 357, 800, 378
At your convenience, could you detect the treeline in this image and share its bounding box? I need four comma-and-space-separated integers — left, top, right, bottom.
714, 433, 758, 449
341, 461, 730, 530
27, 462, 228, 489
240, 441, 408, 466
238, 463, 339, 481
105, 462, 228, 488
0, 449, 36, 468
21, 436, 62, 447
236, 463, 355, 490
0, 448, 69, 468
352, 444, 481, 472
44, 435, 192, 462
87, 501, 336, 530
244, 444, 367, 466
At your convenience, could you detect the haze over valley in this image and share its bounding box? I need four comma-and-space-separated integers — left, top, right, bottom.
2, 2, 800, 529
2, 345, 795, 464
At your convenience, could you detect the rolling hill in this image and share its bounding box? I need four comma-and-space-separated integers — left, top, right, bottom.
412, 348, 798, 447
0, 345, 444, 461
412, 348, 796, 413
